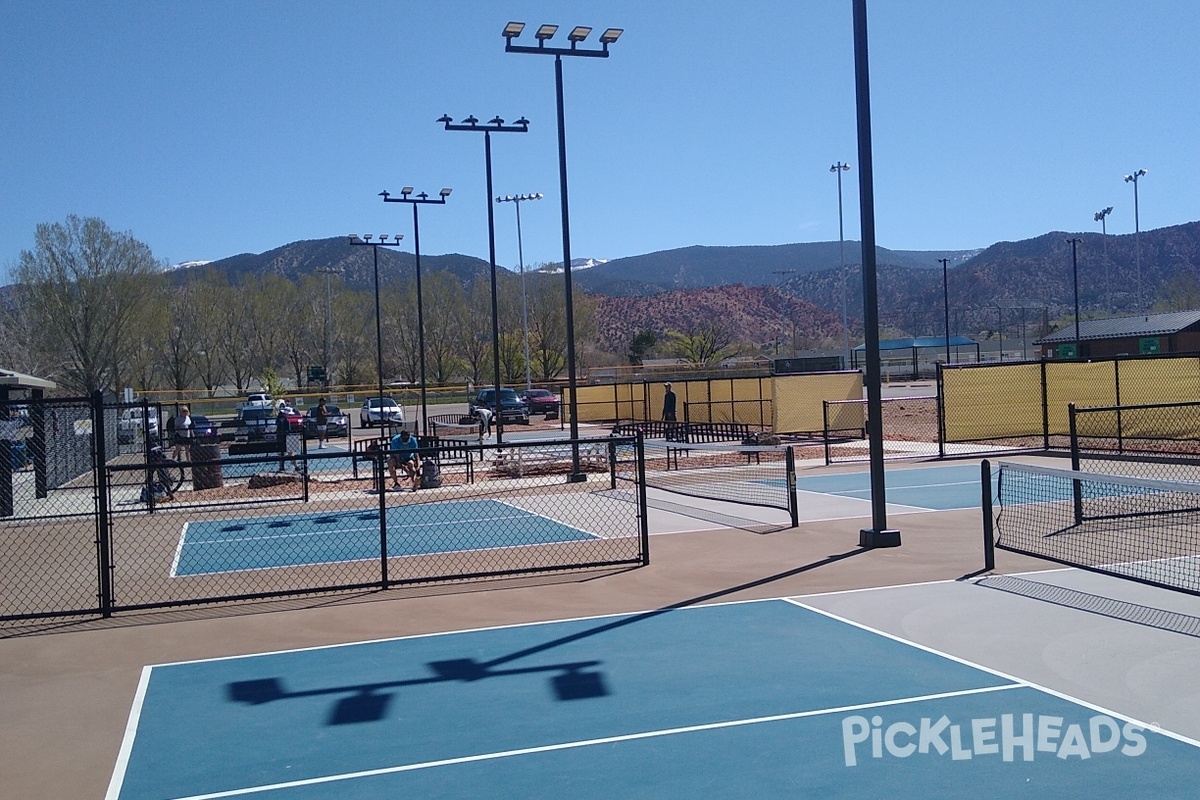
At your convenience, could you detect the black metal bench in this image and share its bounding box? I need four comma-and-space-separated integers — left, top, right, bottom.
351, 434, 474, 483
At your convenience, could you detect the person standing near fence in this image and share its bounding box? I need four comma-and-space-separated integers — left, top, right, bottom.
275, 407, 297, 471
168, 406, 194, 459
662, 383, 677, 422
315, 398, 329, 449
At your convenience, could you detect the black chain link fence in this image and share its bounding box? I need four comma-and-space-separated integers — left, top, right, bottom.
1, 391, 647, 623
1070, 400, 1200, 483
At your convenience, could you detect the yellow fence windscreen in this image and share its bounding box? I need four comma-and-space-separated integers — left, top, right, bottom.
1044, 361, 1118, 435
942, 363, 1043, 441
773, 372, 863, 434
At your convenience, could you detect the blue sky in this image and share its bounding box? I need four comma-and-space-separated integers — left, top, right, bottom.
2, 1, 1197, 284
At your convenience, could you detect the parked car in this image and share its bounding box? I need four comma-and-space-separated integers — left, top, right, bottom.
521, 388, 560, 418
188, 414, 220, 444
359, 397, 405, 428
471, 387, 530, 425
242, 393, 273, 410
304, 404, 350, 438
279, 405, 304, 433
236, 407, 276, 441
117, 408, 160, 444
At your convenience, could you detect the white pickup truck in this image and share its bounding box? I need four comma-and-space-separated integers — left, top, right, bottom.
241, 393, 273, 410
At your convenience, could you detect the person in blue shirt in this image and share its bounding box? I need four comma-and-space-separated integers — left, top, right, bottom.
387, 428, 420, 491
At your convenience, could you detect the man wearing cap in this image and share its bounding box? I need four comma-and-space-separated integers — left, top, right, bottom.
662, 382, 677, 422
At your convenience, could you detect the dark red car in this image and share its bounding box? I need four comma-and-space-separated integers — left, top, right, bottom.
521, 388, 560, 418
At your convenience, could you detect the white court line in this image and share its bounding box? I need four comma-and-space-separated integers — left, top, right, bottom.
783, 597, 1200, 749
169, 521, 190, 578
164, 684, 1023, 800
104, 666, 152, 800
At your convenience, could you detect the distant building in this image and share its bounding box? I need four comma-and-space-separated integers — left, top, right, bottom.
1034, 310, 1200, 359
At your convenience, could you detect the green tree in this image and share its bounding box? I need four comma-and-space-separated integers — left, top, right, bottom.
627, 330, 658, 365
17, 215, 162, 393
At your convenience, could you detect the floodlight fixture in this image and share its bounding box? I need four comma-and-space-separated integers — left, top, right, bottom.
599, 28, 623, 44
439, 188, 452, 198
535, 24, 558, 40
503, 21, 525, 39
568, 26, 592, 42
401, 187, 414, 196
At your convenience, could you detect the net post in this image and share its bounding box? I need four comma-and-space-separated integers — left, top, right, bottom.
981, 459, 995, 572
786, 446, 799, 528
822, 400, 832, 466
92, 389, 114, 617
378, 443, 389, 587
1068, 403, 1083, 525
608, 437, 617, 491
636, 433, 650, 565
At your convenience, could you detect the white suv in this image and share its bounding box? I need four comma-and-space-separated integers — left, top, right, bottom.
360, 397, 405, 428
117, 408, 160, 444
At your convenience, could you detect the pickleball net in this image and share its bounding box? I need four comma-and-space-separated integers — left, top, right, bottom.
988, 460, 1200, 596
611, 437, 798, 526
431, 420, 483, 442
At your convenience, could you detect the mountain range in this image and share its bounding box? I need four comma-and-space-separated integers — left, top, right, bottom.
159, 219, 1198, 351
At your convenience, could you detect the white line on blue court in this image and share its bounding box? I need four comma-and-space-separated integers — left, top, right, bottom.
104, 666, 152, 800
161, 684, 1025, 800
783, 598, 1200, 749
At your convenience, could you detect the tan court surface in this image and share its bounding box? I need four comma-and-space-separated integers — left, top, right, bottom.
3, 458, 1199, 798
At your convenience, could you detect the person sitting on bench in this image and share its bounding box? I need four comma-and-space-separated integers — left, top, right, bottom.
387, 428, 420, 491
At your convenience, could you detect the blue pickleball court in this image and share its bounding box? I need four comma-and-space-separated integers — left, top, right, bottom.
107, 598, 1199, 800
171, 499, 598, 576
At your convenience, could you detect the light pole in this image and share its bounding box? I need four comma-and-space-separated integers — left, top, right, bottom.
348, 235, 403, 442
831, 161, 852, 365
381, 187, 452, 435
937, 258, 951, 365
315, 266, 343, 389
1124, 169, 1147, 313
504, 21, 622, 482
993, 302, 1004, 362
1067, 238, 1082, 355
496, 192, 544, 392
1094, 206, 1113, 310
771, 269, 794, 360
438, 114, 529, 445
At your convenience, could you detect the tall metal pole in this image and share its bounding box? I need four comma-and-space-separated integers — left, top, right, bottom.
316, 266, 342, 389
372, 245, 385, 436
938, 258, 951, 365
497, 193, 542, 392
504, 22, 622, 482
348, 237, 401, 442
381, 187, 450, 436
484, 130, 504, 444
852, 0, 898, 547
515, 199, 531, 391
832, 161, 851, 366
554, 54, 585, 480
1125, 169, 1147, 314
412, 203, 428, 434
438, 115, 529, 446
1068, 238, 1082, 354
1095, 206, 1112, 311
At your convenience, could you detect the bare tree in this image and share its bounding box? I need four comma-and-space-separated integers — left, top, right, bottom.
424, 272, 466, 385
17, 215, 162, 393
665, 319, 738, 365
